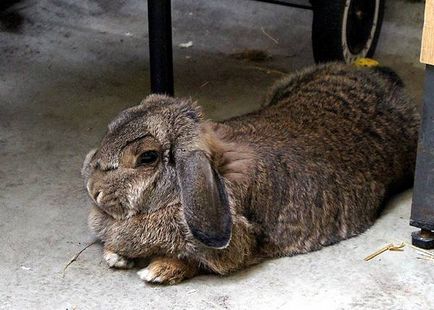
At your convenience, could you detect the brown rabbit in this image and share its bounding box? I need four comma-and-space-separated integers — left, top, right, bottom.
83, 63, 419, 284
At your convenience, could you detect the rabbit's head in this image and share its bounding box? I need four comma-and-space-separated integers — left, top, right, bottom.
82, 95, 232, 248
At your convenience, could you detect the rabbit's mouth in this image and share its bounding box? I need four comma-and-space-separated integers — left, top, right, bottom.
86, 179, 139, 220
94, 201, 137, 220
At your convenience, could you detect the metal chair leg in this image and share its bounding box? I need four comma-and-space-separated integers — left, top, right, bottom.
410, 64, 434, 249
147, 0, 174, 96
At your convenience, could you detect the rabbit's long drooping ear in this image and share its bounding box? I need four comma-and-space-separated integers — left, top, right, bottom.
176, 150, 232, 249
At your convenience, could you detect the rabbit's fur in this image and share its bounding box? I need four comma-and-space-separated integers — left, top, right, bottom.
83, 63, 419, 284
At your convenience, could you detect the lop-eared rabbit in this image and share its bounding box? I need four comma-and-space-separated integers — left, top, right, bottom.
83, 63, 419, 284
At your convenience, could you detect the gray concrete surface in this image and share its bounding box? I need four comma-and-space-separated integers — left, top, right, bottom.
0, 0, 433, 309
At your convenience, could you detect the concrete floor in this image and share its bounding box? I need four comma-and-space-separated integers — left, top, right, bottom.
0, 0, 433, 309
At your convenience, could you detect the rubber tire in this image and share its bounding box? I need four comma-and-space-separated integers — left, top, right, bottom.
311, 0, 385, 63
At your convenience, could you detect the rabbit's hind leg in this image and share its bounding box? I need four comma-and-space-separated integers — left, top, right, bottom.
137, 257, 198, 285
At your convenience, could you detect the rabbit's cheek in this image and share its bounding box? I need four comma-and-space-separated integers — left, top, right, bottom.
126, 178, 150, 209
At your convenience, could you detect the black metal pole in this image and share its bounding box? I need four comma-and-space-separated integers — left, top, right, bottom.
147, 0, 174, 96
410, 64, 434, 249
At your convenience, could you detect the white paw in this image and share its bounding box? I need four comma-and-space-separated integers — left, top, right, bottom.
137, 268, 163, 283
103, 250, 134, 269
136, 258, 193, 284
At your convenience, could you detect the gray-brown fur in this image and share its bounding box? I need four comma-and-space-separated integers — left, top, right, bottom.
83, 63, 419, 283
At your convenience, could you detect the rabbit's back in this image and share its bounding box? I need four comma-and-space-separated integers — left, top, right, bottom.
222, 63, 419, 257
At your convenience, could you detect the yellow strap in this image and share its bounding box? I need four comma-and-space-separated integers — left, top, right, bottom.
353, 57, 380, 68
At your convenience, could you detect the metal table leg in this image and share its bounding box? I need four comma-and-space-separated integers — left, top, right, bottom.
147, 0, 174, 96
410, 64, 434, 249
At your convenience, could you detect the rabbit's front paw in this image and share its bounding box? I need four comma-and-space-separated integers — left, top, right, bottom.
103, 249, 134, 269
137, 257, 197, 285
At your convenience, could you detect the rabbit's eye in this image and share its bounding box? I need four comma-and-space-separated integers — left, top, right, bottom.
136, 151, 159, 166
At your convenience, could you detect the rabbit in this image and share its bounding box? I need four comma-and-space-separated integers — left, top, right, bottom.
82, 62, 419, 284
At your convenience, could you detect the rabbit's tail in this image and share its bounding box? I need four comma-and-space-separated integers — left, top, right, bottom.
373, 66, 404, 87
377, 172, 415, 216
